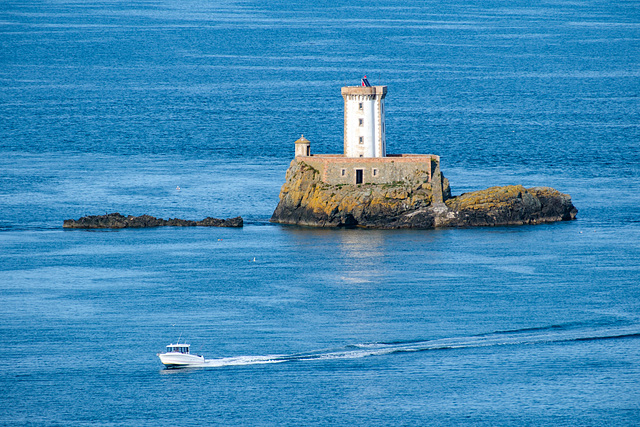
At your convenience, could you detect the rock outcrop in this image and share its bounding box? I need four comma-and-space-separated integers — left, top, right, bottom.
270, 160, 577, 229
63, 213, 243, 229
442, 185, 577, 227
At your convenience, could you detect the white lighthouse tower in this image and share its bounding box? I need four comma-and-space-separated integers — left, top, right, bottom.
341, 77, 387, 158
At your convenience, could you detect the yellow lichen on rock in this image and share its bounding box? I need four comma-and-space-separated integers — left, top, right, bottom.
446, 185, 528, 210
270, 159, 577, 228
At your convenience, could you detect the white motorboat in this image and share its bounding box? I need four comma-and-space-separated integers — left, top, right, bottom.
158, 343, 206, 368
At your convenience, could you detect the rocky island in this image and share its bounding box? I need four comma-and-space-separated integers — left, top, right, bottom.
63, 213, 243, 229
270, 80, 576, 229
68, 80, 577, 231
270, 159, 576, 229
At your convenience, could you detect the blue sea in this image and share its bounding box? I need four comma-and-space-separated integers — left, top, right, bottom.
1, 0, 639, 425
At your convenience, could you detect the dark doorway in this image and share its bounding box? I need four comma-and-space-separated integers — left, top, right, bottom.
355, 169, 363, 184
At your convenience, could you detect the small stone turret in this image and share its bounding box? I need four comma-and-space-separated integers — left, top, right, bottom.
294, 135, 310, 157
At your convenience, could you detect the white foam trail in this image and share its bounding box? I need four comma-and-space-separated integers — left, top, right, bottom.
169, 324, 640, 369
202, 355, 288, 367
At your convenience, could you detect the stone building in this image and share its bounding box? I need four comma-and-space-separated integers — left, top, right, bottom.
293, 78, 442, 195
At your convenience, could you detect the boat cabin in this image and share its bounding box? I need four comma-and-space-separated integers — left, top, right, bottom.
166, 344, 190, 354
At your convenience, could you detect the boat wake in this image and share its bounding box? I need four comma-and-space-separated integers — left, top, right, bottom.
173, 321, 640, 369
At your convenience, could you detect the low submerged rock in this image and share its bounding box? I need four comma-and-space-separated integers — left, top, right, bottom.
63, 213, 243, 229
270, 160, 577, 229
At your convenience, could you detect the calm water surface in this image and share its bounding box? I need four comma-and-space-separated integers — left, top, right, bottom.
1, 0, 639, 425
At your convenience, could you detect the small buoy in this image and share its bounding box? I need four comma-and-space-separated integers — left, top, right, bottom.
176, 186, 181, 190
253, 257, 256, 262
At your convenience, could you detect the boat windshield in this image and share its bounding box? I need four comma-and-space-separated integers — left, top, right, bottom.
167, 346, 189, 354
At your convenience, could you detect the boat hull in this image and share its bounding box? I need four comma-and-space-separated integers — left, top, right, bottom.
158, 352, 206, 368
